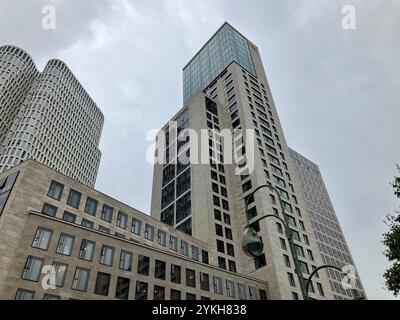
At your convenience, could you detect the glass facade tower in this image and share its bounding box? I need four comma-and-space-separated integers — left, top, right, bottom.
183, 23, 256, 104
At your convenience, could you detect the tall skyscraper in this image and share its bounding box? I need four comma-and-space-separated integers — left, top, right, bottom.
289, 148, 366, 299
0, 45, 103, 187
151, 22, 364, 300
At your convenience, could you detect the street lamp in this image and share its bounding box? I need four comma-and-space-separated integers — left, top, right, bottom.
241, 183, 362, 300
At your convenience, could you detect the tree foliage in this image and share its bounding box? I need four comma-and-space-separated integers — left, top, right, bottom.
383, 166, 400, 297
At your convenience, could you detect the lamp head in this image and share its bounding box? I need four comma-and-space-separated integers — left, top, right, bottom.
242, 227, 264, 257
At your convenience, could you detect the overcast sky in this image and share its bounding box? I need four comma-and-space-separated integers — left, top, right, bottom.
1, 0, 399, 299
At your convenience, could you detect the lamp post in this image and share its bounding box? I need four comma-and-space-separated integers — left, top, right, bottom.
241, 183, 362, 300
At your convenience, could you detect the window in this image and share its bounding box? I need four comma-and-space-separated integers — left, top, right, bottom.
119, 250, 133, 271
260, 289, 268, 300
299, 261, 309, 274
170, 289, 181, 300
288, 272, 296, 287
154, 285, 165, 300
145, 224, 154, 241
99, 245, 115, 266
98, 225, 110, 234
186, 268, 196, 288
226, 280, 236, 298
85, 197, 98, 216
200, 273, 210, 291
32, 227, 52, 250
22, 256, 44, 282
72, 267, 90, 292
56, 233, 75, 256
213, 276, 223, 295
158, 230, 166, 246
181, 240, 189, 256
131, 218, 142, 235
186, 293, 196, 300
217, 240, 225, 253
249, 286, 258, 300
101, 204, 113, 222
292, 292, 299, 300
135, 281, 148, 300
238, 283, 247, 300
79, 239, 95, 261
170, 235, 178, 251
42, 203, 57, 217
255, 254, 267, 269
283, 254, 291, 267
276, 222, 283, 234
295, 244, 305, 257
218, 257, 226, 270
202, 250, 209, 264
214, 209, 222, 221
307, 249, 314, 261
171, 264, 181, 284
137, 255, 150, 275
67, 189, 81, 209
280, 238, 287, 250
227, 243, 235, 256
299, 221, 305, 231
94, 272, 111, 296
15, 289, 34, 300
155, 260, 166, 280
81, 219, 94, 229
116, 277, 130, 300
223, 213, 231, 225
228, 260, 237, 272
215, 224, 223, 236
116, 211, 128, 229
192, 245, 199, 261
47, 181, 64, 200
225, 228, 233, 240
52, 262, 67, 287
62, 211, 76, 223
317, 283, 325, 296
303, 234, 310, 245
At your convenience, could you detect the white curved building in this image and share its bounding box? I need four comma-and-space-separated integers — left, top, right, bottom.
0, 45, 104, 187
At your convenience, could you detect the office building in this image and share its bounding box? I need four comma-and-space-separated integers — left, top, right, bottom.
0, 45, 103, 187
289, 148, 366, 299
0, 160, 267, 300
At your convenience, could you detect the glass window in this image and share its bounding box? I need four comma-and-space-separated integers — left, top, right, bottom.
119, 250, 133, 271
295, 245, 305, 257
170, 289, 181, 300
202, 250, 209, 264
181, 240, 189, 256
259, 289, 268, 300
135, 281, 148, 300
81, 219, 94, 229
155, 260, 166, 280
186, 293, 196, 300
84, 197, 98, 216
200, 272, 210, 291
43, 294, 60, 300
32, 227, 52, 250
171, 264, 181, 284
131, 218, 142, 235
47, 181, 64, 200
158, 230, 166, 246
137, 255, 150, 275
218, 257, 226, 269
192, 245, 199, 261
62, 211, 76, 223
115, 277, 130, 300
78, 239, 95, 261
116, 211, 128, 229
99, 245, 115, 266
42, 203, 57, 217
238, 283, 247, 300
72, 267, 90, 292
94, 272, 111, 296
101, 205, 113, 222
98, 225, 110, 234
186, 268, 196, 288
170, 235, 178, 251
154, 285, 165, 300
22, 256, 44, 281
226, 280, 236, 298
145, 224, 154, 241
52, 262, 67, 287
67, 189, 81, 209
249, 286, 258, 300
56, 233, 75, 256
228, 260, 237, 272
15, 289, 34, 300
213, 276, 223, 295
